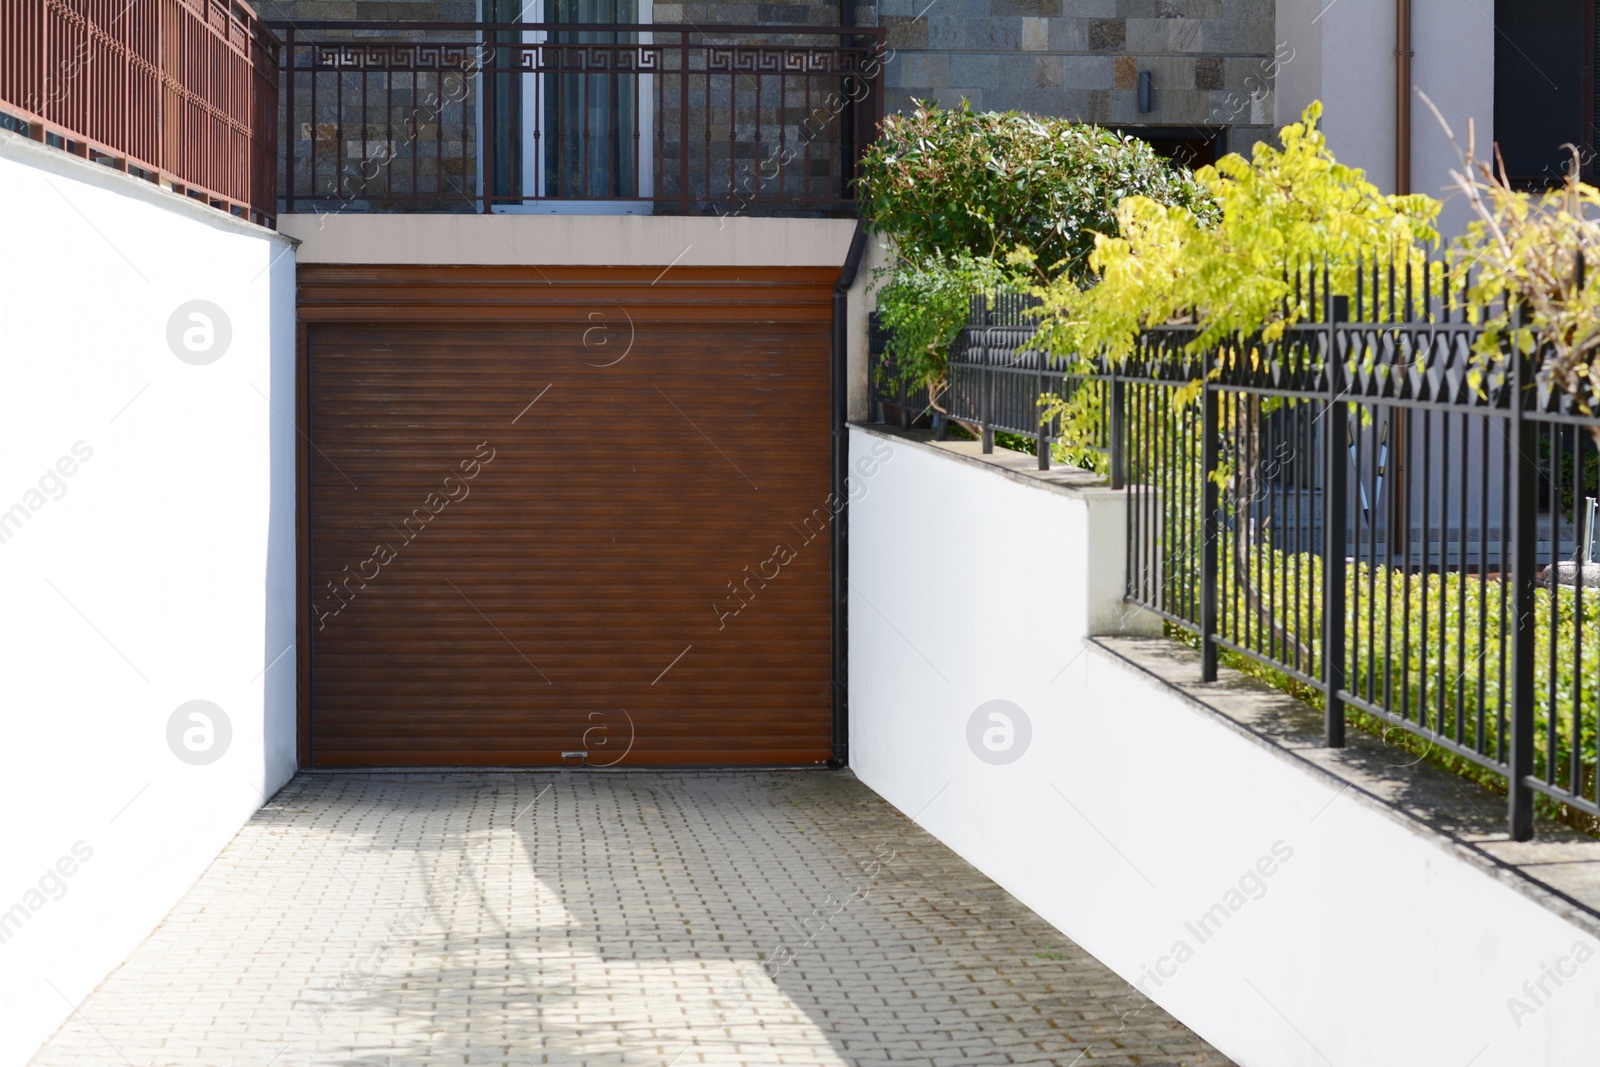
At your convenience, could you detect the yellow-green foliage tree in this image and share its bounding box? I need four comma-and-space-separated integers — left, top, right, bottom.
1029, 104, 1442, 667
1435, 101, 1600, 435
1034, 102, 1441, 365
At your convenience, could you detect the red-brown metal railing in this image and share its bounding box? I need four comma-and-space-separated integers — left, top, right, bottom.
1, 0, 280, 226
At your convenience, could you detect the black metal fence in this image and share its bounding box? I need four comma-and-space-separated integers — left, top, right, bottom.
869, 294, 1108, 469
877, 264, 1600, 841
272, 21, 885, 215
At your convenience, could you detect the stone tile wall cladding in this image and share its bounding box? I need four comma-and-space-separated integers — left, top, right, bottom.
655, 2, 853, 25
264, 0, 1276, 211
266, 0, 479, 211
876, 0, 1278, 154
258, 1, 845, 27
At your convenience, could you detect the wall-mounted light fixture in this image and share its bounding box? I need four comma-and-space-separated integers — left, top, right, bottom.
1138, 71, 1154, 113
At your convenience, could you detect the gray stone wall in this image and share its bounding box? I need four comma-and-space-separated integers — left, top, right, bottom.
264, 0, 1279, 210
872, 0, 1278, 155
260, 0, 842, 25
654, 0, 848, 24
258, 0, 475, 22
262, 0, 1278, 158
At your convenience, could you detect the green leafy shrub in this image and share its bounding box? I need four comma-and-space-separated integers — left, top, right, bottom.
1127, 380, 1600, 831
1211, 545, 1600, 830
860, 100, 1211, 402
872, 252, 1008, 403
859, 100, 1213, 276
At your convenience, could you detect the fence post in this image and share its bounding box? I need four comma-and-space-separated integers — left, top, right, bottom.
1508, 303, 1538, 841
838, 34, 855, 205
679, 33, 691, 215
1323, 295, 1351, 746
1200, 375, 1220, 682
1109, 369, 1126, 490
1036, 369, 1049, 470
282, 27, 295, 214
482, 33, 496, 213
981, 363, 995, 454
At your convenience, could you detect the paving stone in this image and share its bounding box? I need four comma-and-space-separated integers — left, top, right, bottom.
31, 771, 1230, 1066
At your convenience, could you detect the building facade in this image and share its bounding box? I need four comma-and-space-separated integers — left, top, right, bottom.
878, 0, 1279, 161
260, 0, 1283, 191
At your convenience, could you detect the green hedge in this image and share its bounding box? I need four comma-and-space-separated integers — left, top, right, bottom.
858, 100, 1211, 277
860, 101, 1211, 397
1181, 537, 1600, 826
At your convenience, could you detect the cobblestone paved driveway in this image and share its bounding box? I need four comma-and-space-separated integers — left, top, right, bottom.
33, 771, 1230, 1066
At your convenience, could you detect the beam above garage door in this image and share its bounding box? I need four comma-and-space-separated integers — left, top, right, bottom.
278, 215, 861, 269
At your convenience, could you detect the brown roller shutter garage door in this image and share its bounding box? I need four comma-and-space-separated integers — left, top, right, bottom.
299, 265, 836, 767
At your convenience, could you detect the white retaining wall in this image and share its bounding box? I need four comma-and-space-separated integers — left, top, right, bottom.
0, 133, 298, 1063
848, 425, 1600, 1067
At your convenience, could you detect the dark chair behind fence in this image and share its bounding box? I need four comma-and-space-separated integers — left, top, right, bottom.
272, 21, 885, 215
872, 260, 1600, 841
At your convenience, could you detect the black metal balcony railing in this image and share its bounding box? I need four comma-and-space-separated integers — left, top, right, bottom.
271, 21, 885, 215
875, 259, 1600, 842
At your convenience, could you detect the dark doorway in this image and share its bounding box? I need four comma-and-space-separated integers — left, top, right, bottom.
1116, 126, 1227, 171
1494, 0, 1594, 187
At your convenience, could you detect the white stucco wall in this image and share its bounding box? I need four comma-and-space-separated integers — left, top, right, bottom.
1276, 0, 1494, 239
848, 425, 1600, 1067
1411, 0, 1496, 238
848, 234, 894, 423
1270, 0, 1326, 147
0, 133, 298, 1064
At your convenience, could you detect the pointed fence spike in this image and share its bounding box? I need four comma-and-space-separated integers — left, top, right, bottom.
1427, 255, 1440, 323
1387, 253, 1397, 323
1377, 253, 1384, 325
1357, 251, 1365, 321
1406, 250, 1415, 323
